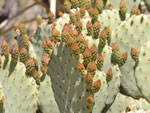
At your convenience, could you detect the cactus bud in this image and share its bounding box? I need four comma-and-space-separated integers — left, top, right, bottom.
112, 42, 120, 51
76, 61, 85, 75
26, 58, 35, 76
87, 21, 93, 36
83, 49, 92, 67
97, 53, 104, 70
70, 12, 76, 24
130, 5, 140, 16
1, 40, 8, 53
106, 68, 113, 83
21, 35, 29, 51
92, 80, 101, 93
85, 73, 93, 87
11, 44, 19, 63
93, 21, 101, 39
131, 48, 139, 64
34, 70, 40, 85
43, 40, 54, 54
87, 96, 94, 104
90, 44, 97, 61
52, 28, 61, 42
40, 65, 47, 75
70, 28, 78, 41
76, 34, 86, 53
104, 26, 111, 43
62, 29, 70, 42
119, 0, 127, 20
3, 49, 9, 60
96, 0, 104, 14
85, 0, 91, 9
75, 20, 82, 34
19, 22, 26, 34
87, 61, 97, 75
112, 43, 121, 64
99, 29, 107, 47
71, 43, 80, 57
20, 47, 28, 63
67, 37, 74, 47
119, 52, 128, 67
88, 6, 93, 17
64, 0, 71, 13
75, 10, 80, 21
71, 0, 79, 8
80, 6, 86, 17
91, 8, 99, 24
41, 54, 50, 67
48, 10, 54, 24
36, 14, 42, 25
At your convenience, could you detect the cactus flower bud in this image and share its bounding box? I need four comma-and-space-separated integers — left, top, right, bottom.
26, 58, 35, 76
75, 20, 82, 34
97, 53, 104, 70
131, 48, 139, 64
41, 54, 50, 67
87, 21, 93, 36
99, 29, 107, 47
1, 40, 8, 53
11, 44, 19, 63
93, 21, 101, 39
83, 49, 92, 67
20, 47, 28, 63
90, 44, 97, 61
92, 80, 101, 93
106, 68, 113, 83
80, 6, 86, 17
87, 61, 97, 75
76, 61, 85, 75
96, 0, 104, 14
87, 96, 94, 104
85, 73, 93, 87
119, 0, 127, 20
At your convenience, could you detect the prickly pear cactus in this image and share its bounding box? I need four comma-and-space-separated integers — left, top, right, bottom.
111, 15, 150, 98
0, 55, 38, 113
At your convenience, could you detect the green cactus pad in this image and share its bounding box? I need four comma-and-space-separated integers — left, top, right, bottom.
111, 15, 150, 98
31, 22, 52, 64
48, 43, 109, 113
38, 74, 60, 113
0, 55, 38, 113
135, 41, 150, 102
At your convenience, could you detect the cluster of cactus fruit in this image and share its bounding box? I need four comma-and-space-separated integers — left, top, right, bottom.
1, 0, 150, 113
